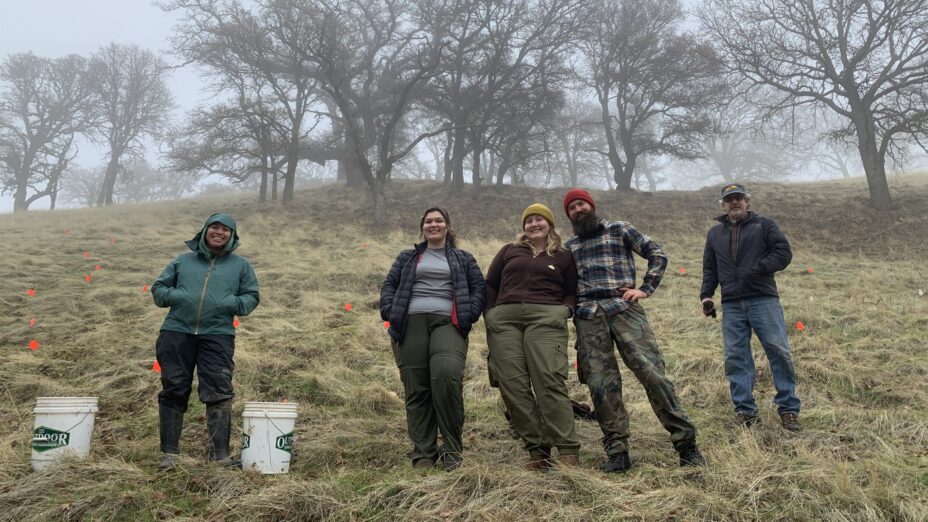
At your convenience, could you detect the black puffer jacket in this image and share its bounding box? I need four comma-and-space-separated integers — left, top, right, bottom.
380, 241, 486, 343
700, 211, 792, 302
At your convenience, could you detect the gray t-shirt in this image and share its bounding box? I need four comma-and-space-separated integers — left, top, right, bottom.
407, 247, 453, 316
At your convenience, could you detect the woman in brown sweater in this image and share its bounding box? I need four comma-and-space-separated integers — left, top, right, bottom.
484, 203, 580, 470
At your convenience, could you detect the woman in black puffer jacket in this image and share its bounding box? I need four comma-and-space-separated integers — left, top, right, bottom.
380, 207, 485, 471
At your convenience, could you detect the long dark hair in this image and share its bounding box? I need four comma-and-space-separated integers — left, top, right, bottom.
419, 206, 458, 248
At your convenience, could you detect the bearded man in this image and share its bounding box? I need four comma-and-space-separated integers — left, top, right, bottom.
563, 189, 704, 473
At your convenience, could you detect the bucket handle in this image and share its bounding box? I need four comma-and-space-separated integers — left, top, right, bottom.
258, 410, 292, 469
259, 410, 292, 437
33, 410, 95, 443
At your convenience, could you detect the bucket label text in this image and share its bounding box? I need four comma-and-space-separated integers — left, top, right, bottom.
275, 432, 293, 453
242, 432, 250, 450
32, 426, 70, 452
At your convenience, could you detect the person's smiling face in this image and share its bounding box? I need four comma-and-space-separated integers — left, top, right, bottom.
205, 222, 232, 250
523, 214, 550, 242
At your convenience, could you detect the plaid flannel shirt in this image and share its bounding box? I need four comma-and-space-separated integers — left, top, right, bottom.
565, 220, 668, 319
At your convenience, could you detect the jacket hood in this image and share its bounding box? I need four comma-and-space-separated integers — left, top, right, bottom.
186, 213, 240, 257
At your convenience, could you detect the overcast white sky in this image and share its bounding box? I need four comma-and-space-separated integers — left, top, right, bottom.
0, 0, 206, 212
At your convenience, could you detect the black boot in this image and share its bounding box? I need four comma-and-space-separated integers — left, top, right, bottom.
602, 452, 632, 473
159, 404, 184, 471
206, 400, 239, 468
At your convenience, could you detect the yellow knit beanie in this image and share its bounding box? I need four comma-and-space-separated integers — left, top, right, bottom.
521, 203, 556, 228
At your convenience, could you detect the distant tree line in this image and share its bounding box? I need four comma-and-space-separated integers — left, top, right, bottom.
0, 44, 172, 212
3, 0, 927, 212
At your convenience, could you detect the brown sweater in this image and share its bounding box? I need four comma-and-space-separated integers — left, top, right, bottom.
485, 243, 577, 310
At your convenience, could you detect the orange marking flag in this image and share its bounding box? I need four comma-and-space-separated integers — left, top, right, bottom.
678, 267, 687, 275
26, 288, 36, 297
29, 318, 36, 328
344, 303, 353, 311
795, 321, 805, 332
152, 360, 162, 373
95, 264, 102, 271
806, 267, 814, 274
142, 284, 149, 292
233, 318, 241, 328
83, 251, 91, 259
29, 340, 40, 351
383, 321, 390, 328
85, 274, 92, 283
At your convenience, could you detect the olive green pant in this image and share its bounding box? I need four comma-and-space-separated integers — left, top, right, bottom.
393, 313, 467, 464
575, 304, 696, 456
487, 303, 580, 456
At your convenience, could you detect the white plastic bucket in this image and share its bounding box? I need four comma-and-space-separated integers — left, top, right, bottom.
32, 397, 99, 471
241, 402, 298, 474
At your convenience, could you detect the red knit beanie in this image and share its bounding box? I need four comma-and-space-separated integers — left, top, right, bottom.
563, 188, 596, 215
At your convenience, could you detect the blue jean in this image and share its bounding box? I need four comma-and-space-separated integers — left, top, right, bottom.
721, 296, 800, 415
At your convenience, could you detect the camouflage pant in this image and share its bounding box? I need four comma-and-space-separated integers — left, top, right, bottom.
574, 304, 697, 456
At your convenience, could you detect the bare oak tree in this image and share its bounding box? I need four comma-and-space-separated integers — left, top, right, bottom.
89, 43, 173, 206
423, 0, 583, 193
702, 0, 928, 208
0, 53, 95, 212
293, 0, 448, 217
578, 0, 725, 191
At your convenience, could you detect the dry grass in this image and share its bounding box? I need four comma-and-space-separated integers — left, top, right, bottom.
1, 176, 927, 521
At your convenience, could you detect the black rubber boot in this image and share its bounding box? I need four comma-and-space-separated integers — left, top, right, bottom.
206, 400, 239, 468
159, 404, 184, 471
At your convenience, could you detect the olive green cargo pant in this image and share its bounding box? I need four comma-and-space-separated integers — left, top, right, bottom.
487, 303, 580, 457
393, 313, 467, 465
575, 304, 697, 456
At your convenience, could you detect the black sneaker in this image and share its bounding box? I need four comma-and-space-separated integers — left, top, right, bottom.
735, 412, 761, 428
780, 412, 802, 432
602, 452, 631, 473
678, 447, 706, 467
440, 452, 462, 471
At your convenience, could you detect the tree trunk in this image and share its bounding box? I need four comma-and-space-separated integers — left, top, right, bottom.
97, 153, 121, 206
471, 145, 483, 200
272, 172, 279, 201
853, 118, 892, 208
258, 157, 268, 203
13, 169, 29, 212
613, 152, 635, 191
450, 125, 466, 191
342, 138, 365, 187
443, 131, 453, 185
282, 153, 297, 205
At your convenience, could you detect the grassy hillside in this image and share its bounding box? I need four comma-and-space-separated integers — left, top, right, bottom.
1, 176, 926, 521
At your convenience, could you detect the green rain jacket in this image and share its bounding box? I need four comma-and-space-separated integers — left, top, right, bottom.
152, 213, 260, 335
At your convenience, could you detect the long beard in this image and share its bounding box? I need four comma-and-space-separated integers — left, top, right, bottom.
571, 210, 601, 238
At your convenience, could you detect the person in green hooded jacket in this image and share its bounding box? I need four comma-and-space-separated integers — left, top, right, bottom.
151, 213, 260, 470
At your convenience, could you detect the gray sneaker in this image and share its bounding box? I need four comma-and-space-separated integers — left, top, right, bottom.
158, 453, 179, 471
780, 412, 801, 432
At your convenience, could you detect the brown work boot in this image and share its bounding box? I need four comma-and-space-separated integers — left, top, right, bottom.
524, 455, 552, 471
780, 412, 802, 432
412, 458, 434, 469
557, 454, 580, 467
